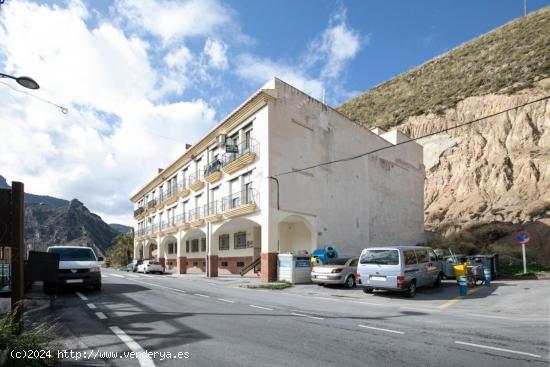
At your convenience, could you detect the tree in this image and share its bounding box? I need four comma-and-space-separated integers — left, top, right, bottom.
108, 231, 134, 268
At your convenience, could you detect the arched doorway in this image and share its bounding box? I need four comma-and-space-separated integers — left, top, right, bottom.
160, 235, 178, 272
212, 218, 262, 276
278, 215, 315, 254
182, 228, 206, 273
144, 240, 158, 260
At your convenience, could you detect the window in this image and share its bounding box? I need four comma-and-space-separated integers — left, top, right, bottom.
201, 238, 206, 252
221, 261, 228, 267
404, 250, 417, 265
415, 250, 429, 263
193, 261, 198, 266
236, 261, 245, 267
234, 232, 247, 249
186, 240, 189, 253
168, 243, 174, 254
429, 250, 438, 262
191, 239, 199, 252
219, 234, 230, 251
360, 250, 399, 265
349, 258, 359, 267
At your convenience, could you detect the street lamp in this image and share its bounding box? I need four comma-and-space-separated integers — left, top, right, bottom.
0, 72, 40, 89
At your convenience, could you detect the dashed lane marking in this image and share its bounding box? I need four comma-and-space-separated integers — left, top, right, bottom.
358, 324, 405, 335
218, 298, 234, 303
131, 280, 187, 294
291, 312, 324, 320
86, 303, 97, 309
110, 274, 125, 278
95, 312, 107, 320
75, 292, 88, 301
110, 326, 155, 367
194, 293, 210, 298
455, 341, 541, 358
249, 305, 273, 311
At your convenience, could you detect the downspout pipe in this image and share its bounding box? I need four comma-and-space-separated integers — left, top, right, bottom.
268, 176, 280, 210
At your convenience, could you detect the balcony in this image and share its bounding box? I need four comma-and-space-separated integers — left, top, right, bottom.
187, 207, 205, 227
204, 201, 222, 223
134, 207, 145, 219
222, 139, 258, 175
188, 170, 205, 191
221, 188, 258, 219
160, 185, 179, 207
204, 160, 223, 184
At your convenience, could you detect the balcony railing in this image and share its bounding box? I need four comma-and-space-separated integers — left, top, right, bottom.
205, 200, 221, 216
221, 139, 258, 169
221, 187, 258, 211
205, 159, 223, 177
134, 207, 145, 218
187, 207, 204, 222
188, 170, 205, 191
146, 199, 157, 210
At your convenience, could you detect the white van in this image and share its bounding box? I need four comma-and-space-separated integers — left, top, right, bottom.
43, 246, 102, 293
356, 246, 443, 298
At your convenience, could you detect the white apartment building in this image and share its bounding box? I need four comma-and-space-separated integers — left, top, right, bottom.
130, 78, 425, 282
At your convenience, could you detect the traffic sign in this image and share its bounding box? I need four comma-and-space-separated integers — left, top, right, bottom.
515, 231, 530, 244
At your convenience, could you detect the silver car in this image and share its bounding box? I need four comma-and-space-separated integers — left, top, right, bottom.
356, 246, 443, 298
311, 257, 359, 288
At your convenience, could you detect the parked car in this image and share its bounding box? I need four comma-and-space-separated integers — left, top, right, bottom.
127, 259, 143, 272
356, 246, 443, 298
137, 260, 164, 274
311, 257, 359, 288
44, 246, 102, 293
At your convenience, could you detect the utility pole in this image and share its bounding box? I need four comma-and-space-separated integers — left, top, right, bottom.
11, 182, 25, 334
524, 0, 528, 16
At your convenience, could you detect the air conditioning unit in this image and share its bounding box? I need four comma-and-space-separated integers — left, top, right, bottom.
217, 134, 227, 147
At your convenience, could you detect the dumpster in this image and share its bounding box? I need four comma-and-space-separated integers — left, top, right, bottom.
278, 253, 312, 284
465, 255, 499, 279
442, 254, 467, 278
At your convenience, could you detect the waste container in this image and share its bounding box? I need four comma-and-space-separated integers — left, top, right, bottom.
453, 264, 467, 278
465, 255, 498, 279
278, 254, 312, 284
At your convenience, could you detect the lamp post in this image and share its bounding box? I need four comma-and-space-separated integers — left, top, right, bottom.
0, 72, 40, 89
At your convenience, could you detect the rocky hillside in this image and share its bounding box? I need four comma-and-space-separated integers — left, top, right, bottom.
1, 175, 126, 256
338, 8, 550, 264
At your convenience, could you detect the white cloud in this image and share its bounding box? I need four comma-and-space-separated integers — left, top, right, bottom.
203, 38, 228, 70
309, 7, 363, 79
115, 0, 235, 45
235, 54, 324, 100
0, 0, 217, 224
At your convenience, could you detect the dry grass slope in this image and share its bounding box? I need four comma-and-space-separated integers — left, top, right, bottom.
337, 7, 550, 129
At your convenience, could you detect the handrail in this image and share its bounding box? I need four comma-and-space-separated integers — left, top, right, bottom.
240, 256, 261, 276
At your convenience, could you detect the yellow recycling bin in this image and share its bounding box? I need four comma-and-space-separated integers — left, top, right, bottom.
453, 264, 467, 278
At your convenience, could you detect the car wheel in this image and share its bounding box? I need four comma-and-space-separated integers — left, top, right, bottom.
434, 274, 442, 288
43, 282, 56, 295
344, 275, 356, 289
363, 287, 374, 294
317, 283, 324, 286
406, 280, 417, 298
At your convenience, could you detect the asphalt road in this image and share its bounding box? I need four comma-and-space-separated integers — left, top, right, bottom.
41, 268, 549, 366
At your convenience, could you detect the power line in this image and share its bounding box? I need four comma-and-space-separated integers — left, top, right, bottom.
0, 81, 69, 114
273, 95, 550, 177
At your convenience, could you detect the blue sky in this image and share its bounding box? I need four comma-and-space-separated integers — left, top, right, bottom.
0, 0, 548, 224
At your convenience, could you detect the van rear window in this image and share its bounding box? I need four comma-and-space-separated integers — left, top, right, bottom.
360, 250, 399, 265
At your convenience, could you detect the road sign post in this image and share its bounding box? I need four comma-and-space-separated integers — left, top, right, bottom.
515, 231, 530, 274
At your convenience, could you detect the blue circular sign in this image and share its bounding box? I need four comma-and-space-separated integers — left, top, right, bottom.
516, 231, 530, 243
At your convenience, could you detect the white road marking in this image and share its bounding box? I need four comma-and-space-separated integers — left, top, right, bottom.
132, 280, 186, 294
110, 274, 125, 278
75, 292, 88, 301
109, 326, 155, 367
86, 303, 97, 309
291, 312, 324, 320
95, 312, 107, 320
140, 274, 153, 278
218, 298, 234, 303
358, 324, 405, 335
194, 293, 210, 298
249, 305, 273, 311
455, 341, 541, 358
126, 274, 139, 278
101, 275, 109, 278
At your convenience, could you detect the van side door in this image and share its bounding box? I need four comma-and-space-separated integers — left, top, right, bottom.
414, 249, 430, 286
403, 250, 419, 286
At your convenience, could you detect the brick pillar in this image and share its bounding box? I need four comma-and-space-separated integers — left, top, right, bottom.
260, 252, 278, 282
177, 257, 187, 274
207, 255, 218, 277
159, 257, 166, 269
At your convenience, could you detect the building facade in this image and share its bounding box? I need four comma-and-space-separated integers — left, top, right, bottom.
130, 78, 425, 282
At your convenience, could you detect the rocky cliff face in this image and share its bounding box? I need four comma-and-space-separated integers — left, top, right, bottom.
399, 79, 550, 233
24, 199, 119, 256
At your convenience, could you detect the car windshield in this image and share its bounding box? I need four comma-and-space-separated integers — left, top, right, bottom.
360, 250, 399, 265
48, 247, 96, 261
327, 258, 350, 265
